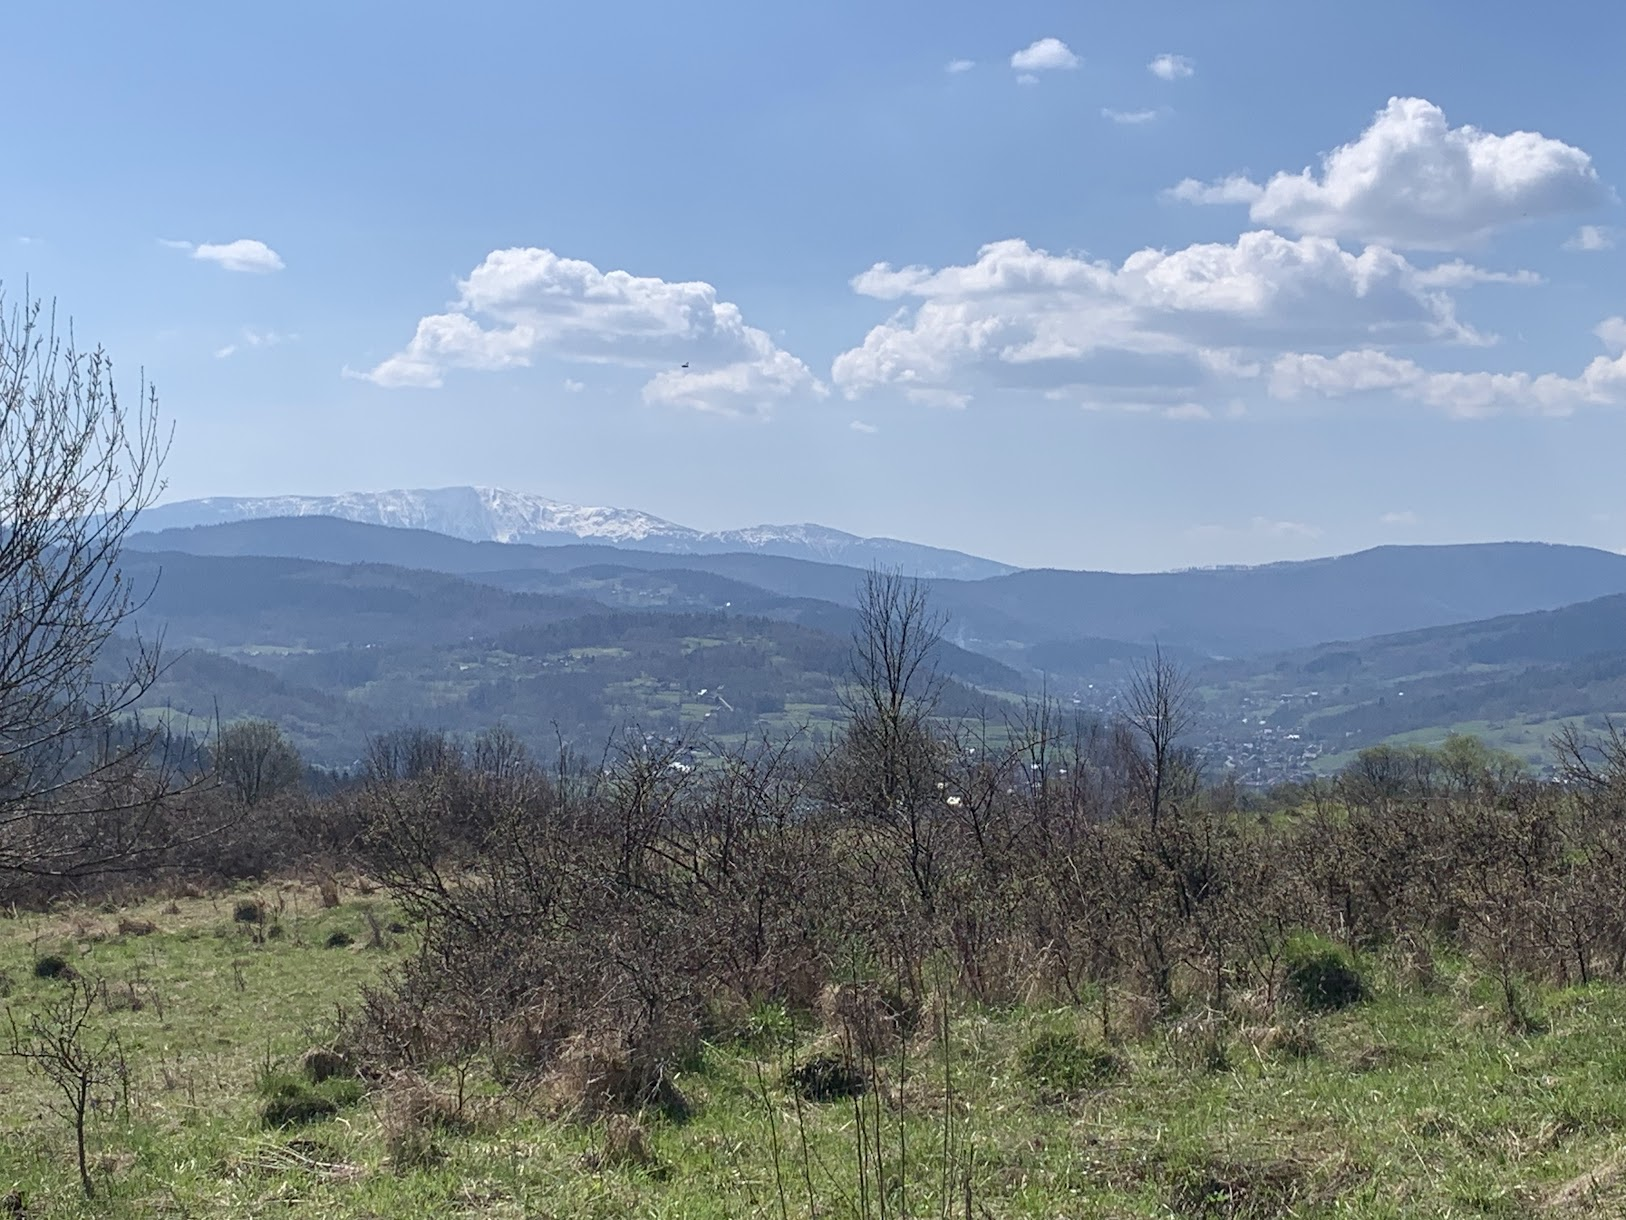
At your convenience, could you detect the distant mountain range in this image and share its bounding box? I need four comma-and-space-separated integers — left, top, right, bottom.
135, 487, 1015, 580
127, 516, 1626, 660
114, 513, 1626, 774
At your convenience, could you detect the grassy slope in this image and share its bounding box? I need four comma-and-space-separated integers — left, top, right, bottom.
2, 890, 1625, 1216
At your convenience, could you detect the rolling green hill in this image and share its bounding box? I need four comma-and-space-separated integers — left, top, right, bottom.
111, 551, 1027, 767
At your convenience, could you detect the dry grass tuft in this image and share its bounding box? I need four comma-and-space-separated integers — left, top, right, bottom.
1108, 989, 1161, 1044
236, 1138, 367, 1184
1163, 1010, 1234, 1073
300, 1047, 354, 1084
817, 981, 906, 1056
316, 875, 342, 909
68, 916, 112, 943
1241, 1021, 1320, 1061
1162, 1148, 1365, 1219
379, 1074, 469, 1171
544, 1029, 690, 1121
490, 1001, 567, 1079
1542, 1149, 1626, 1215
583, 1113, 658, 1172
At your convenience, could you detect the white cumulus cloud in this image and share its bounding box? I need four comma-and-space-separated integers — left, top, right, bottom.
1168, 97, 1608, 250
1148, 54, 1194, 80
832, 232, 1492, 409
1565, 224, 1617, 251
945, 58, 975, 74
360, 247, 823, 415
1269, 319, 1626, 417
1011, 38, 1078, 72
1103, 108, 1161, 125
168, 238, 285, 273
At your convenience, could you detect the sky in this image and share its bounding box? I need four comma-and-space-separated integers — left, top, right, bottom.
2, 1, 1622, 572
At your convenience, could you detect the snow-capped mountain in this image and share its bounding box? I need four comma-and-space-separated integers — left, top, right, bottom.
134, 487, 1018, 580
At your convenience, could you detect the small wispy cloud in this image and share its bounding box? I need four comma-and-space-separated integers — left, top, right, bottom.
164, 237, 285, 273
1148, 53, 1195, 80
215, 327, 295, 359
1190, 517, 1322, 542
1103, 107, 1161, 125
563, 378, 585, 392
945, 58, 975, 74
1015, 73, 1039, 86
1011, 37, 1079, 72
1380, 510, 1419, 527
849, 419, 879, 434
1163, 175, 1263, 205
1257, 517, 1321, 539
1163, 403, 1211, 420
1564, 224, 1617, 252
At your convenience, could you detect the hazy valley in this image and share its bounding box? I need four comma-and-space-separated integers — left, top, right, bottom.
120, 497, 1626, 778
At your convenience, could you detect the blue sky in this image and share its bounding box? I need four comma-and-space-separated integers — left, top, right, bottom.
3, 1, 1622, 571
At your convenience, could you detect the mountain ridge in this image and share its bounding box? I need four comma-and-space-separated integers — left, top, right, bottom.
125, 516, 1626, 660
134, 486, 1016, 580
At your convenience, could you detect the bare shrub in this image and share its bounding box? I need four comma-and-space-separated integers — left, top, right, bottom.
4, 974, 128, 1198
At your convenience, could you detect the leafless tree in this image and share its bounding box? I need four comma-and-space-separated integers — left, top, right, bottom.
1121, 645, 1196, 831
0, 289, 188, 888
1552, 718, 1626, 815
5, 974, 127, 1199
215, 718, 305, 806
836, 569, 949, 909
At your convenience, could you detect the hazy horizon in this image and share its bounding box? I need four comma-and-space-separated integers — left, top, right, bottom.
135, 484, 1626, 576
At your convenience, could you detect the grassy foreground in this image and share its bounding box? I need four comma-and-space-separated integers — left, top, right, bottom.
1, 886, 1624, 1217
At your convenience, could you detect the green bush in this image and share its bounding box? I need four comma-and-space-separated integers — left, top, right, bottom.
260, 1080, 336, 1127
32, 955, 74, 981
257, 1071, 364, 1127
786, 1054, 865, 1102
1017, 1030, 1125, 1096
1283, 933, 1368, 1013
324, 930, 354, 949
